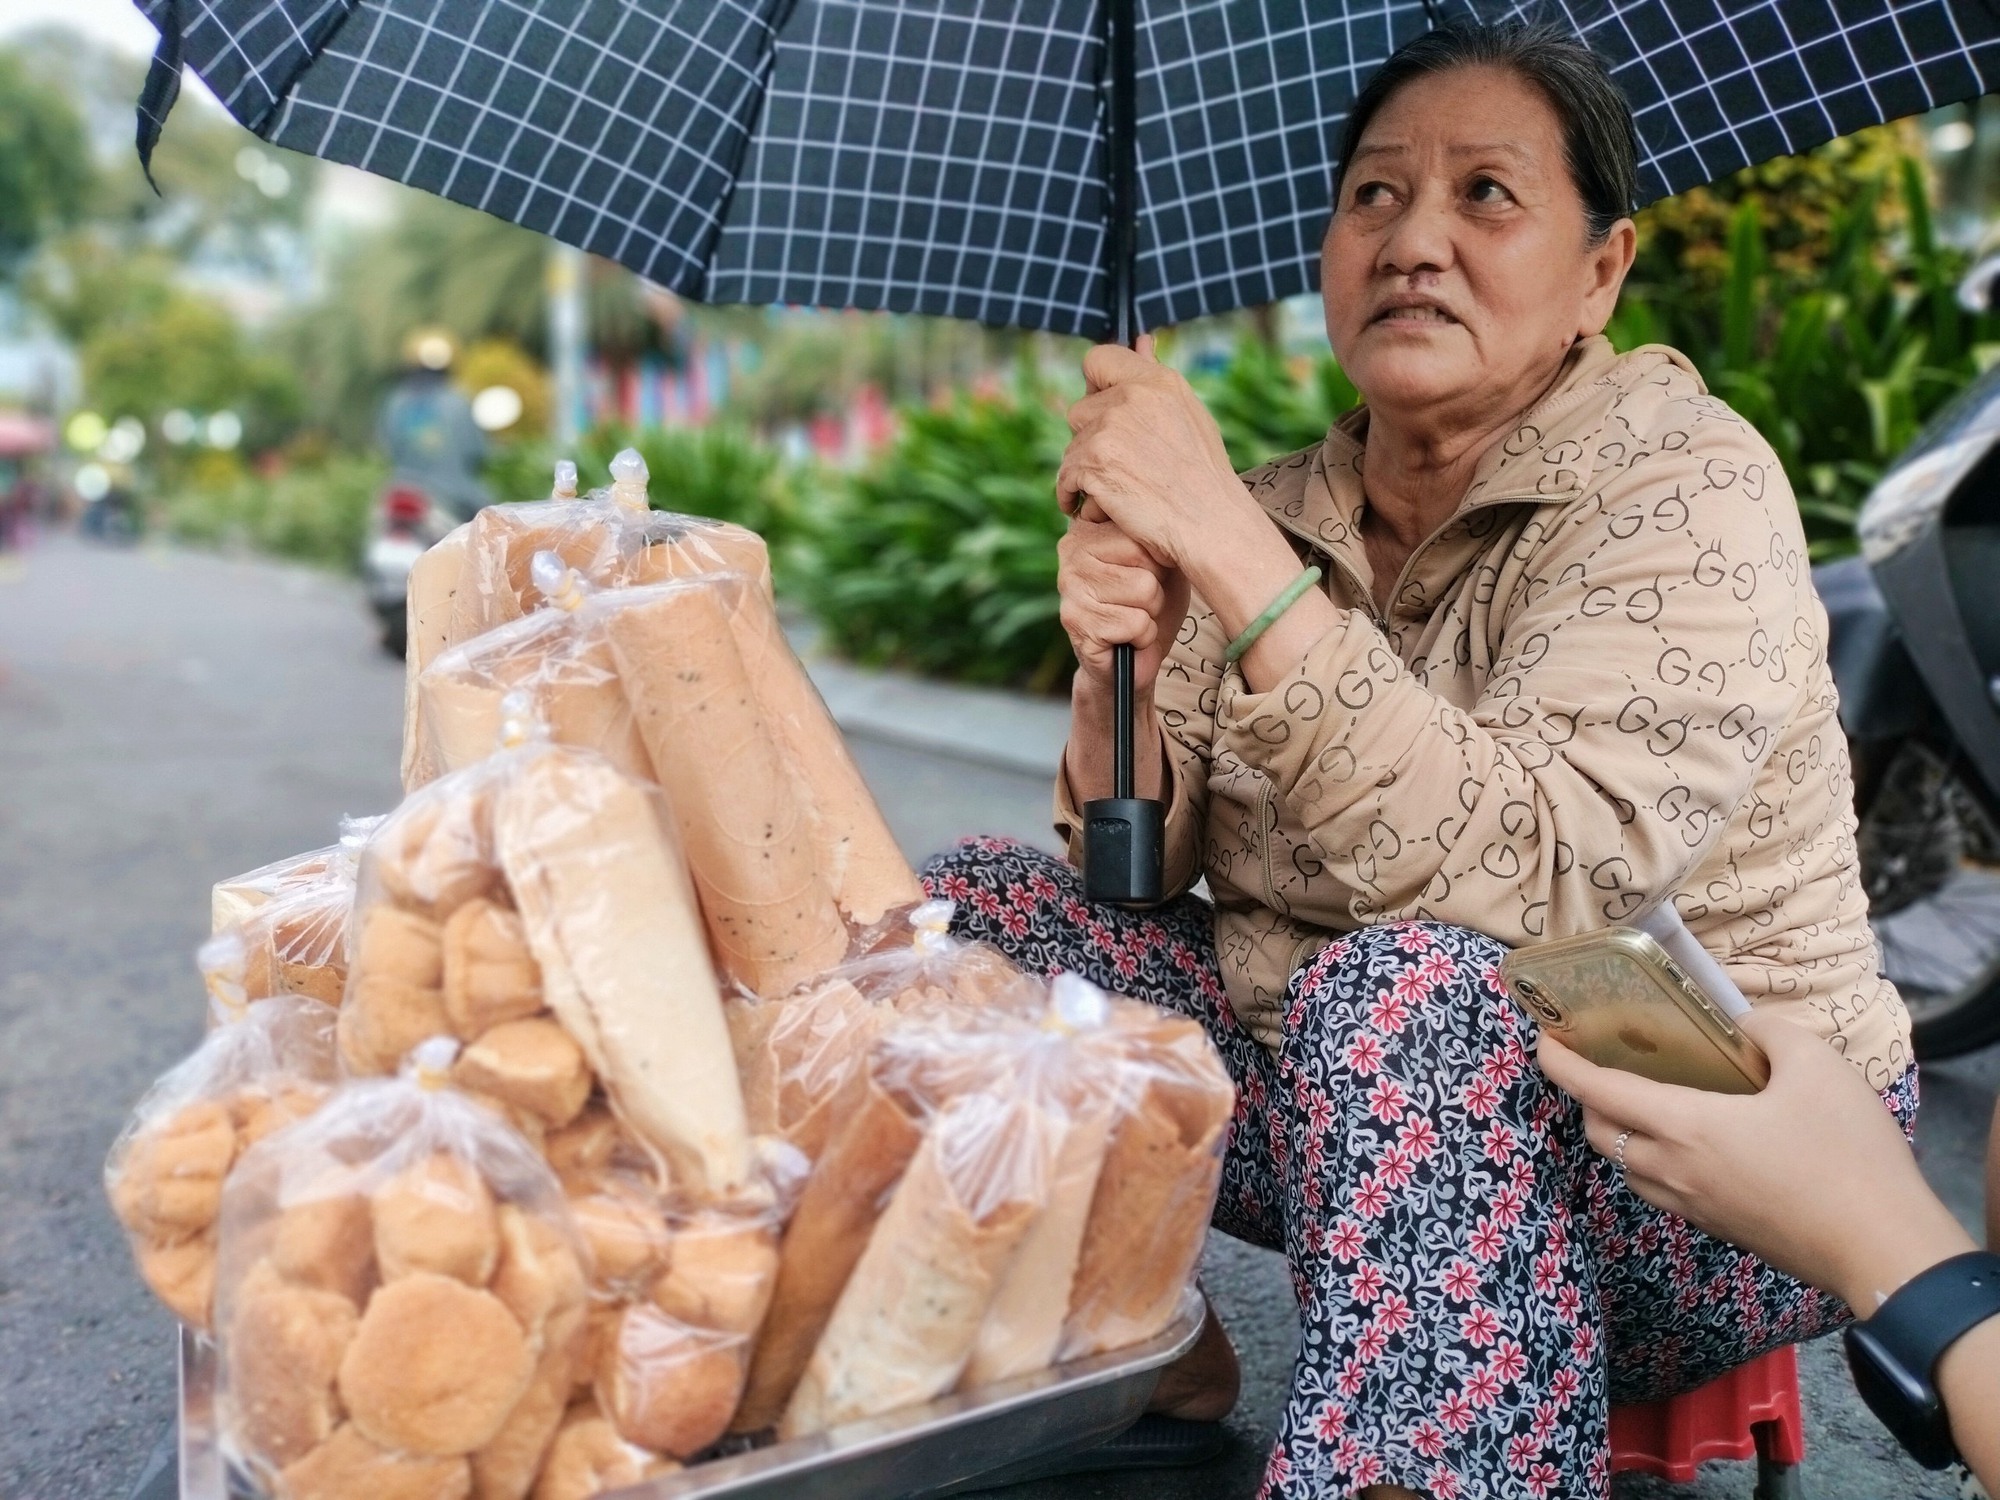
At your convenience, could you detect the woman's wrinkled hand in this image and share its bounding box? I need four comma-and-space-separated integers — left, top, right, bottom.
1057, 507, 1190, 693
1536, 1012, 1971, 1309
1056, 337, 1249, 571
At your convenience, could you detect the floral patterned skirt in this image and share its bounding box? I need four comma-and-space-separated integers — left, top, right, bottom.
922, 837, 1919, 1500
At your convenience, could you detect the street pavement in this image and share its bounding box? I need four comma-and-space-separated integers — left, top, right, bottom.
0, 533, 1993, 1500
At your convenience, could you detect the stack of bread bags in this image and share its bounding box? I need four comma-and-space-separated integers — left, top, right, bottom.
199, 818, 383, 1025
411, 543, 921, 935
335, 736, 799, 1478
208, 1038, 634, 1500
105, 996, 341, 1330
731, 965, 1235, 1436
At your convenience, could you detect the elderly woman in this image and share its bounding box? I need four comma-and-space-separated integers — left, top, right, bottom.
921, 18, 1913, 1500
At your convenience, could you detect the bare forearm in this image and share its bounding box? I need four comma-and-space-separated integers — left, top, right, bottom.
1065, 671, 1165, 804
1940, 1316, 2000, 1493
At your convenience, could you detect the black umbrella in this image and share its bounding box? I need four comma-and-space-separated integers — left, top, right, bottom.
135, 0, 2000, 900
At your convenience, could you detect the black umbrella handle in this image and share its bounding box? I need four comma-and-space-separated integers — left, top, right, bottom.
1079, 0, 1163, 909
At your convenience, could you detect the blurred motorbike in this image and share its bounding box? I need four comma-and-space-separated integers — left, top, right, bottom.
365, 330, 489, 656
361, 480, 466, 656
1819, 253, 2000, 1058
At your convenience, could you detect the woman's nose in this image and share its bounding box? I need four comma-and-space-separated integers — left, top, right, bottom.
1375, 190, 1455, 277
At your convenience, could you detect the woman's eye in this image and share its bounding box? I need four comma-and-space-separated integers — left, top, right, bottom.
1352, 180, 1395, 208
1467, 176, 1514, 205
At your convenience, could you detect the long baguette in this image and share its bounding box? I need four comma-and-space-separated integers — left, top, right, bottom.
732, 1073, 923, 1431
718, 585, 920, 927
604, 582, 848, 997
779, 1093, 1039, 1437
493, 750, 750, 1197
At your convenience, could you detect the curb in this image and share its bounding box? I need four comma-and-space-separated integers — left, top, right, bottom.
794, 646, 1070, 780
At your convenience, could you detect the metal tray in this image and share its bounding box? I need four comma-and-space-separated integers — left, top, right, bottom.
179, 1290, 1203, 1500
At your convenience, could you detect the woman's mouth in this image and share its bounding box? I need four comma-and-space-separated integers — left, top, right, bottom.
1371, 299, 1459, 326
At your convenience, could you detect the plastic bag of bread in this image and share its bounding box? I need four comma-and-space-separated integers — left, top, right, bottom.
724, 901, 1030, 1160
776, 1077, 1055, 1437
211, 1038, 591, 1500
738, 987, 1099, 1434
544, 1105, 798, 1461
343, 736, 752, 1198
208, 815, 381, 936
105, 997, 340, 1330
1056, 982, 1235, 1361
200, 818, 381, 1024
402, 450, 772, 789
410, 554, 651, 789
593, 563, 920, 934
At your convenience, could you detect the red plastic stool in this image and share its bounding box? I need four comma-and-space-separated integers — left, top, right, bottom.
1609, 1344, 1805, 1498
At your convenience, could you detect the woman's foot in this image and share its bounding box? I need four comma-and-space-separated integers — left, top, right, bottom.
1146, 1293, 1240, 1421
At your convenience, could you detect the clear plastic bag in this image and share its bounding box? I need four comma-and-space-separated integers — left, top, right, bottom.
200, 819, 380, 1025
400, 449, 772, 792
723, 902, 1028, 1161
777, 1087, 1053, 1438
105, 997, 340, 1331
212, 1041, 591, 1499
591, 567, 919, 933
343, 742, 753, 1200
1056, 986, 1235, 1361
550, 1109, 794, 1461
410, 575, 651, 791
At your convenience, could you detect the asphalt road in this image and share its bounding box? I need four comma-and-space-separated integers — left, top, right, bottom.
0, 534, 1994, 1500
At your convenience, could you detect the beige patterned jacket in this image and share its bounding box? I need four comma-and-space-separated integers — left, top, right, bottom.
1056, 336, 1911, 1088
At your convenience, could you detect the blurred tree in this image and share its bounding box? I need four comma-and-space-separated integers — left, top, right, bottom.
0, 47, 92, 270
456, 338, 551, 438
1630, 123, 1920, 327
83, 287, 302, 457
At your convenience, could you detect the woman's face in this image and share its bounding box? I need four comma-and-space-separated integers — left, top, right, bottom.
1321, 66, 1634, 426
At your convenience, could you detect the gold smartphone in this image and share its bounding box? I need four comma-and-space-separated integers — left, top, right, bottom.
1502, 927, 1770, 1094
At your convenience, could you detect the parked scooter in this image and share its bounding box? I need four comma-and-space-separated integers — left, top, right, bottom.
1818, 255, 2000, 1058
361, 479, 465, 656
362, 330, 490, 656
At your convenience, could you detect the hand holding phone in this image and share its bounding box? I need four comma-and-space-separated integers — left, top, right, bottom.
1502, 912, 1769, 1094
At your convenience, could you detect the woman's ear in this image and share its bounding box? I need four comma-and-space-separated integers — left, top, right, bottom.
1577, 217, 1638, 338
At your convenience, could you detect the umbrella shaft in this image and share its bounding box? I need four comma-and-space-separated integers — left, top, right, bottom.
1112, 643, 1135, 799
1105, 0, 1138, 347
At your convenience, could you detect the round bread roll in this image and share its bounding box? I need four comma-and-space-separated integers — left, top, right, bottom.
453, 1019, 591, 1128
567, 1184, 670, 1292
532, 1403, 673, 1500
373, 1154, 499, 1286
338, 1273, 534, 1457
490, 1205, 586, 1342
469, 1341, 574, 1500
136, 1231, 216, 1328
114, 1100, 237, 1238
441, 899, 543, 1037
270, 1194, 375, 1305
338, 976, 452, 1078
596, 1304, 741, 1459
651, 1213, 777, 1336
227, 1267, 360, 1466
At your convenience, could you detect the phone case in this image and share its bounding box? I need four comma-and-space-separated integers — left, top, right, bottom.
1501, 928, 1770, 1094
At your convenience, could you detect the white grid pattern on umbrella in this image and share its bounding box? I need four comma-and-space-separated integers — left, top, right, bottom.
1476, 0, 2000, 200
706, 0, 1107, 333
146, 0, 2000, 335
255, 0, 783, 294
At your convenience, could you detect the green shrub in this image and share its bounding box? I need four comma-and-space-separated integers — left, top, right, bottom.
1194, 336, 1357, 471
1612, 157, 2000, 558
155, 456, 383, 570
795, 387, 1075, 693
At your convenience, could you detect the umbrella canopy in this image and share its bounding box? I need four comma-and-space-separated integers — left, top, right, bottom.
141, 0, 2000, 340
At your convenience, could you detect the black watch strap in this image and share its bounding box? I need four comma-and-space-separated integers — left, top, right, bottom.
1845, 1250, 2000, 1469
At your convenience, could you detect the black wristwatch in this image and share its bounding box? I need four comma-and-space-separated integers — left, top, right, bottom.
1844, 1250, 2000, 1468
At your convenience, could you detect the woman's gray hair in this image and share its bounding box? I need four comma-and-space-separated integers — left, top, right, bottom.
1333, 19, 1641, 245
